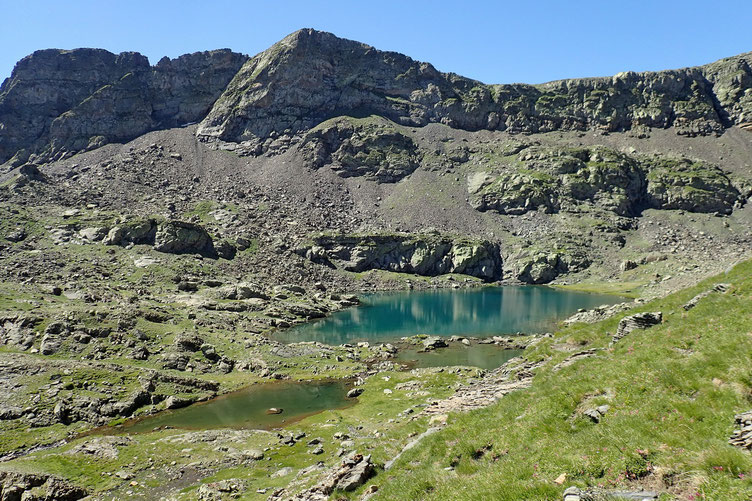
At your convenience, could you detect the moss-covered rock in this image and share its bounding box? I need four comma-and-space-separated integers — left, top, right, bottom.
645, 157, 743, 214
470, 146, 744, 217
511, 247, 592, 284
470, 146, 647, 217
302, 116, 421, 182
296, 233, 503, 281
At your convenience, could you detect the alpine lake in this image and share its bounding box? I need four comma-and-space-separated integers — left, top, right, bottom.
115, 286, 621, 432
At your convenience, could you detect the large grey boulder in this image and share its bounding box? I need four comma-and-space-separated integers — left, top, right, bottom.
153, 221, 215, 257
103, 219, 157, 246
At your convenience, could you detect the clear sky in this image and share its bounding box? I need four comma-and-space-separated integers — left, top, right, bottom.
1, 0, 751, 85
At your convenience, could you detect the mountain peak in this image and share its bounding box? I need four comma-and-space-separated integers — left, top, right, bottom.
1, 31, 751, 166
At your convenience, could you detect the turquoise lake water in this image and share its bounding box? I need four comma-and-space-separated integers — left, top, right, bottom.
277, 286, 622, 345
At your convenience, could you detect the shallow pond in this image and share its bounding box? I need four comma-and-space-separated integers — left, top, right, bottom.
278, 286, 621, 344
117, 380, 352, 433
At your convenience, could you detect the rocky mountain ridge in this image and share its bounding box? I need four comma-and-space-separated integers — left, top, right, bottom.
2, 29, 751, 167
0, 48, 247, 165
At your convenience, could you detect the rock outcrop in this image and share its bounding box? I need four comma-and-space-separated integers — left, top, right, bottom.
512, 248, 593, 284
3, 29, 752, 170
0, 471, 87, 500
563, 486, 659, 501
103, 218, 226, 258
267, 452, 374, 500
0, 48, 247, 165
301, 116, 421, 182
469, 145, 746, 217
729, 410, 752, 449
296, 233, 503, 281
612, 312, 662, 344
683, 283, 731, 311
153, 220, 215, 256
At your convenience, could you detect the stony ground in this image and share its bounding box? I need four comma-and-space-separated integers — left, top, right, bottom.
0, 119, 751, 499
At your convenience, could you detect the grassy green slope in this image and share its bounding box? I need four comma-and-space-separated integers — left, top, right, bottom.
369, 260, 752, 500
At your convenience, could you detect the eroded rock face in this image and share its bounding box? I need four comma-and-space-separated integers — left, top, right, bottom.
302, 116, 421, 182
0, 48, 247, 165
612, 312, 662, 344
0, 471, 87, 501
644, 158, 743, 214
297, 233, 503, 281
3, 30, 751, 168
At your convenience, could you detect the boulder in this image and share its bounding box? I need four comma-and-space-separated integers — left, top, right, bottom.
103, 219, 157, 246
235, 283, 269, 300
40, 334, 62, 355
0, 471, 87, 501
154, 220, 215, 256
164, 396, 193, 409
346, 388, 364, 398
175, 333, 204, 352
162, 352, 189, 371
422, 336, 448, 350
214, 239, 237, 259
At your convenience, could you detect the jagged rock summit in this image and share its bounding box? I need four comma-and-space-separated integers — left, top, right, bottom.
0, 47, 248, 165
1, 28, 751, 167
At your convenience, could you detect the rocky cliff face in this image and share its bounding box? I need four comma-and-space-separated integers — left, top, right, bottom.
197, 29, 752, 147
0, 48, 247, 165
296, 234, 503, 281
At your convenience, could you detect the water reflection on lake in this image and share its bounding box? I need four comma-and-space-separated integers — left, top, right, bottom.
278, 286, 622, 344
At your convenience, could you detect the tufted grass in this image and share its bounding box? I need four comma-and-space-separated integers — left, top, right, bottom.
365, 259, 752, 500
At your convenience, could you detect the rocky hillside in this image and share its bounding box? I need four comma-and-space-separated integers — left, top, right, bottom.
1, 29, 751, 290
198, 29, 752, 147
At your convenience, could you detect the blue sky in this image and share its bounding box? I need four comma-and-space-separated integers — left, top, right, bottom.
1, 1, 751, 85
